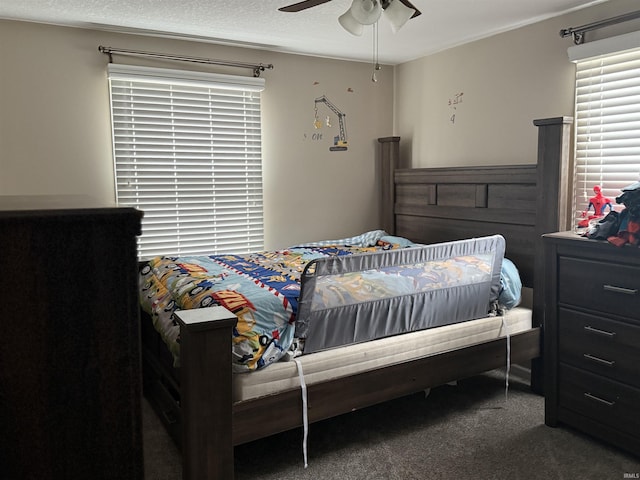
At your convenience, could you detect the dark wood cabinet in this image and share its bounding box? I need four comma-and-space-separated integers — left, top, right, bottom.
543, 231, 640, 456
0, 196, 144, 479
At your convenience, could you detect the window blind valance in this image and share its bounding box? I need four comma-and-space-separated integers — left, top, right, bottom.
107, 64, 266, 91
108, 64, 265, 259
568, 30, 640, 62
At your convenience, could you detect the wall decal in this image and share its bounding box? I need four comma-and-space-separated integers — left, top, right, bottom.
448, 92, 464, 124
313, 95, 348, 151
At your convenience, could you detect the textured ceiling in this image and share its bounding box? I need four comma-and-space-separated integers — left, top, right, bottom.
0, 0, 610, 64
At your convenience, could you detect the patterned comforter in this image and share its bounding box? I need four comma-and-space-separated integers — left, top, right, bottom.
140, 231, 519, 372
139, 230, 402, 372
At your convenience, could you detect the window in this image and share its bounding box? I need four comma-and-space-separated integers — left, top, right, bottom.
108, 64, 265, 259
570, 33, 640, 227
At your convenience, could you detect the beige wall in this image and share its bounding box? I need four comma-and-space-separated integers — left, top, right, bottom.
395, 0, 640, 168
0, 20, 394, 249
3, 0, 640, 247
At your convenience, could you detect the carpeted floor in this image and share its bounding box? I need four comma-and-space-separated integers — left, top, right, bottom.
143, 369, 640, 480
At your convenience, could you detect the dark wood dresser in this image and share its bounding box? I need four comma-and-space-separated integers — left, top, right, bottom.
0, 196, 144, 479
543, 231, 640, 456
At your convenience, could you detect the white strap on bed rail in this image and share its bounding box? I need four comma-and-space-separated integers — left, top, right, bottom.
501, 316, 511, 402
293, 358, 309, 468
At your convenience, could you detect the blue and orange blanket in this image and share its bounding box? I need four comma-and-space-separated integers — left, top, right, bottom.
140, 230, 520, 372
139, 230, 407, 372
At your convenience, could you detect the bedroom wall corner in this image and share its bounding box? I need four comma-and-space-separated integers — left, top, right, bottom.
393, 0, 640, 169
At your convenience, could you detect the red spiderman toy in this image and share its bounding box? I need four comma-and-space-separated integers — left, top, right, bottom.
578, 185, 613, 228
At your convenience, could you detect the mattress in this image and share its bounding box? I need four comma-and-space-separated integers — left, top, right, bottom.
233, 306, 531, 402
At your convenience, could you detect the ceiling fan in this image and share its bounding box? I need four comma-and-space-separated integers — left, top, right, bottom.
279, 0, 420, 17
279, 0, 421, 35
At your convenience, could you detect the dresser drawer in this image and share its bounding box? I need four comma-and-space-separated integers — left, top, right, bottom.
559, 364, 640, 438
558, 257, 640, 317
558, 308, 640, 387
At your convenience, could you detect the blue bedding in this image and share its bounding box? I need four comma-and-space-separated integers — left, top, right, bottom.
139, 231, 522, 372
140, 230, 404, 372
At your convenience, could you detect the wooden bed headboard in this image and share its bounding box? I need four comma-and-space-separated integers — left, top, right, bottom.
378, 117, 572, 324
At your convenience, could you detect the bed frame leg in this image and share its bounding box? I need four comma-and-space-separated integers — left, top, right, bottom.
175, 308, 238, 480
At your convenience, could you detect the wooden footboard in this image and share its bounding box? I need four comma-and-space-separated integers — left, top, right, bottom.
141, 116, 573, 480
232, 329, 540, 445
173, 307, 540, 479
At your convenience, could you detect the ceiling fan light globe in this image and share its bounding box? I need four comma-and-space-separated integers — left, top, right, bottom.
338, 10, 364, 36
349, 0, 383, 25
383, 0, 414, 33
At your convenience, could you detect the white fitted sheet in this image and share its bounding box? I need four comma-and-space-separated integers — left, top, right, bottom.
233, 306, 532, 402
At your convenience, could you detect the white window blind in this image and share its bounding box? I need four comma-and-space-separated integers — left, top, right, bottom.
108, 64, 265, 259
571, 34, 640, 226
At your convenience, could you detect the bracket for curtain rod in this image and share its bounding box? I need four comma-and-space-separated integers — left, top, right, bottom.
98, 46, 274, 77
560, 9, 640, 45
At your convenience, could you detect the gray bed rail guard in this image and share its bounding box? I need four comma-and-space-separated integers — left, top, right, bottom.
296, 234, 506, 354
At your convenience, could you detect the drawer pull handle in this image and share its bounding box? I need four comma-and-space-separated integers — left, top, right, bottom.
583, 353, 615, 367
603, 284, 638, 296
584, 392, 615, 407
584, 325, 616, 338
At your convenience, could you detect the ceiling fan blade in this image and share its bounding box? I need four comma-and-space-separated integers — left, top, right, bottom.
397, 0, 421, 18
278, 0, 333, 13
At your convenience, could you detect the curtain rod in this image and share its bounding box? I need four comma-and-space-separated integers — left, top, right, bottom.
98, 46, 274, 77
560, 9, 640, 45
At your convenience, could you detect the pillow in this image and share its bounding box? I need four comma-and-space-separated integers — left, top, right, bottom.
377, 235, 416, 249
498, 258, 522, 309
292, 230, 387, 248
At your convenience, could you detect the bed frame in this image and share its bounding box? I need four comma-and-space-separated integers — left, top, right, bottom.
142, 117, 572, 480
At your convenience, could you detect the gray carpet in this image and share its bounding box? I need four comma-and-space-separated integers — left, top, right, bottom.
143, 369, 640, 479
